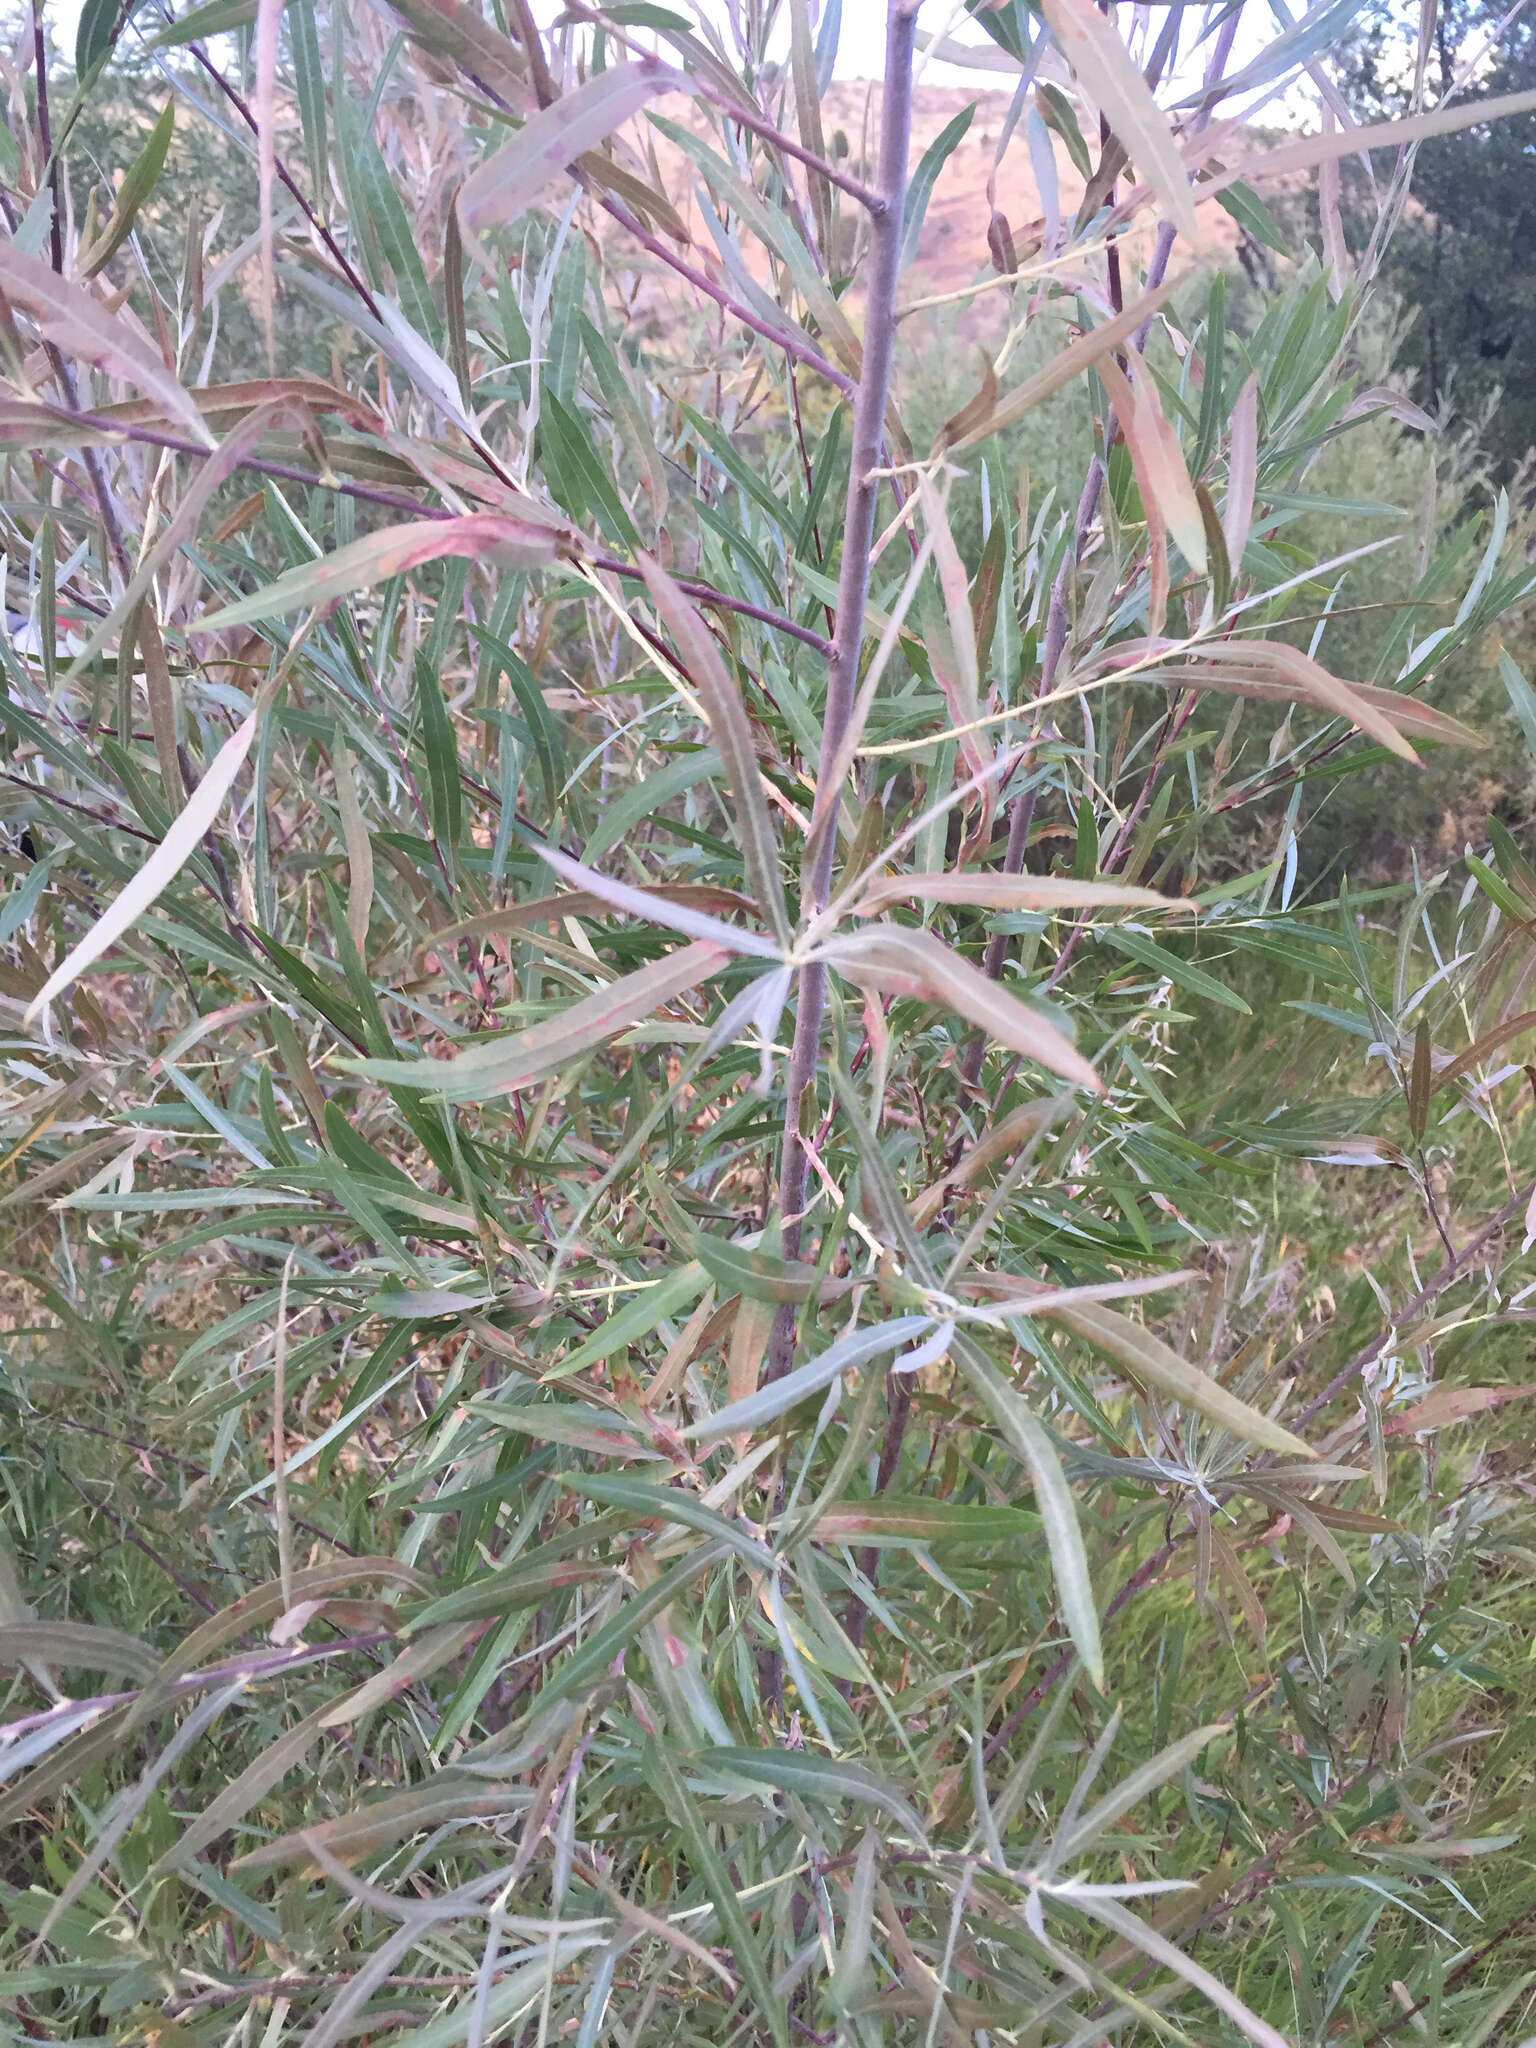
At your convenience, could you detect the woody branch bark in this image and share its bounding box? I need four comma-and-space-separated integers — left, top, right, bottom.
769, 0, 922, 1379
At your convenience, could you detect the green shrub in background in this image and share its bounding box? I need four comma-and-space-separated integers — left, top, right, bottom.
0, 0, 1535, 2041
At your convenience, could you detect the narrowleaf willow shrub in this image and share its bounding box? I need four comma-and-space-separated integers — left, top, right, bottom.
1, 0, 1535, 2039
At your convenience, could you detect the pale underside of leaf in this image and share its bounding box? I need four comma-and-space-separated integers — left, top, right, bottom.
851, 873, 1194, 917
344, 941, 730, 1100
25, 712, 259, 1026
535, 841, 780, 957
428, 883, 759, 951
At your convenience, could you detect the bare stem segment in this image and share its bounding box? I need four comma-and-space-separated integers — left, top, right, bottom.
770, 0, 921, 1376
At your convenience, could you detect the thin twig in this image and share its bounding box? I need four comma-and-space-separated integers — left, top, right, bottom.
598, 192, 854, 394
52, 1466, 219, 1613
698, 80, 888, 215
592, 552, 831, 654
983, 1538, 1181, 1763
38, 1412, 361, 1555
1360, 1902, 1536, 2044
31, 2, 63, 277
272, 1248, 297, 1617
178, 32, 385, 321
25, 6, 135, 579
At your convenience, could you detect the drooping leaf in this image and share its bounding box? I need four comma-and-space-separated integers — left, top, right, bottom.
820, 926, 1102, 1091
459, 63, 693, 240
1040, 0, 1198, 242
557, 1473, 773, 1566
0, 1621, 158, 1683
691, 1230, 831, 1305
343, 943, 731, 1100
198, 513, 572, 628
25, 711, 261, 1025
1043, 1299, 1316, 1458
0, 244, 212, 442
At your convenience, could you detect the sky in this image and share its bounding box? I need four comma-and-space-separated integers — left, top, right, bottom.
38, 0, 1289, 102
35, 0, 1315, 127
530, 0, 1042, 86
522, 0, 1286, 99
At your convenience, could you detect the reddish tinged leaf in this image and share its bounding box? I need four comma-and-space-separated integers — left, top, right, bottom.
1430, 1010, 1536, 1098
197, 513, 574, 628
940, 275, 1183, 453
920, 478, 992, 794
1095, 640, 1485, 758
1100, 356, 1208, 603
234, 1777, 531, 1870
1386, 1384, 1536, 1435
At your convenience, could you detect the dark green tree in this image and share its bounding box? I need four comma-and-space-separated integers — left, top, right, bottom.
1342, 0, 1536, 471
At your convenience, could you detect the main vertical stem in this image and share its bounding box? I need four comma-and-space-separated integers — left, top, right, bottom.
769, 0, 919, 1379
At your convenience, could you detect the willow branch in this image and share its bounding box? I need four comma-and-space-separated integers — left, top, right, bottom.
770, 0, 920, 1377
